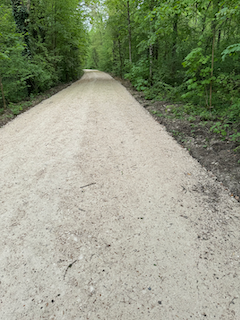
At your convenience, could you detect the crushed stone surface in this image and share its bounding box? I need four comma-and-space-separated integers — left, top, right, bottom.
0, 70, 240, 320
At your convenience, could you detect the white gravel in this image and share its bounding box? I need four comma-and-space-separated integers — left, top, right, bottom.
0, 70, 240, 319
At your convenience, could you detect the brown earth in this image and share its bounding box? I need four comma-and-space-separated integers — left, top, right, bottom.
116, 77, 240, 202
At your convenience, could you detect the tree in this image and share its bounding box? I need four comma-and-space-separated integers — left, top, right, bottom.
0, 3, 29, 107
0, 0, 88, 108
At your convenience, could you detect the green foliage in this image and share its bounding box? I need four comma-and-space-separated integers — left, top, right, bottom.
0, 3, 28, 106
227, 99, 240, 123
9, 103, 23, 115
124, 59, 149, 91
230, 132, 240, 143
210, 122, 229, 137
84, 0, 240, 140
222, 43, 240, 61
2, 0, 239, 138
0, 0, 87, 108
182, 48, 210, 74
234, 146, 240, 153
182, 47, 216, 107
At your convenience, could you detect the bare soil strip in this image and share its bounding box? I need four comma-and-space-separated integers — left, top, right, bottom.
0, 70, 240, 319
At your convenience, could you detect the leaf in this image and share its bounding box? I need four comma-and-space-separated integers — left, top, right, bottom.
0, 52, 9, 60
222, 43, 240, 61
221, 130, 227, 136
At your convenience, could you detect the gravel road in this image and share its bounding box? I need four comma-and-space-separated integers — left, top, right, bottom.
0, 70, 240, 319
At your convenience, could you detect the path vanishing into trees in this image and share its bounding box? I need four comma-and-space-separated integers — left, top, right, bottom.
1, 70, 240, 319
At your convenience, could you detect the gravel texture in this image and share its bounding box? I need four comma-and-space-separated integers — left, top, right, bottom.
0, 70, 240, 319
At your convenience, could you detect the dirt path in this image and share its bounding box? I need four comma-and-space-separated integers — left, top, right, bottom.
0, 70, 240, 320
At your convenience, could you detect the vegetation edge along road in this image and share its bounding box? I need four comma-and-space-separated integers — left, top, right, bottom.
115, 76, 240, 202
1, 72, 239, 201
1, 1, 239, 196
0, 81, 73, 128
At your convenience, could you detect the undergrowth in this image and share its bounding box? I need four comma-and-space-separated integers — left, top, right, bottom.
131, 78, 240, 146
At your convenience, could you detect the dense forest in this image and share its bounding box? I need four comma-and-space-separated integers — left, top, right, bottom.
87, 0, 240, 144
0, 0, 87, 110
0, 0, 240, 144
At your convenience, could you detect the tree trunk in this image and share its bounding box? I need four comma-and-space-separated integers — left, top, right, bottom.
127, 0, 132, 63
209, 0, 219, 108
112, 40, 117, 66
209, 29, 216, 109
171, 14, 178, 75
27, 0, 31, 12
118, 37, 123, 78
0, 74, 7, 110
217, 29, 221, 49
153, 42, 158, 61
149, 44, 153, 83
